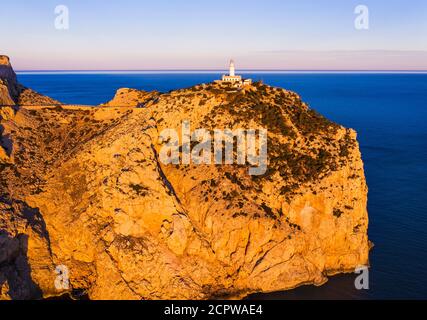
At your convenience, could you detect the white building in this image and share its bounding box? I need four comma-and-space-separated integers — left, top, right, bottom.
220, 60, 252, 87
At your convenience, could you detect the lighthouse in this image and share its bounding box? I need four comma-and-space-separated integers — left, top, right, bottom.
221, 59, 242, 83
229, 59, 235, 76
219, 59, 252, 87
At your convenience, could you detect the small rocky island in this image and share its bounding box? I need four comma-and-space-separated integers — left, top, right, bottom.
0, 55, 369, 299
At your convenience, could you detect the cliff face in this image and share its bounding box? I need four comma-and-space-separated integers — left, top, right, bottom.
0, 56, 17, 83
0, 55, 60, 107
0, 56, 18, 105
0, 60, 369, 300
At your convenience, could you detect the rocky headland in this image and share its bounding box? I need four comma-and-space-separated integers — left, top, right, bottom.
0, 55, 370, 299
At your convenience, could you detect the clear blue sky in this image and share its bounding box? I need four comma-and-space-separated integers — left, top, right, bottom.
1, 0, 426, 70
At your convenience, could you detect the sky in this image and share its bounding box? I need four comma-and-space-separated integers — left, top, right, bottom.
1, 0, 427, 70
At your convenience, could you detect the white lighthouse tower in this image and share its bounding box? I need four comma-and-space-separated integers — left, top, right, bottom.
229, 59, 235, 76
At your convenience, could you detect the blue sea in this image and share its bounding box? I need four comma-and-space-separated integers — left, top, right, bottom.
17, 71, 427, 299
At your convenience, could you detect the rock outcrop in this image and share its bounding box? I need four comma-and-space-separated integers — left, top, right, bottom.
0, 56, 17, 83
0, 55, 60, 106
0, 56, 18, 106
101, 88, 160, 108
0, 57, 370, 300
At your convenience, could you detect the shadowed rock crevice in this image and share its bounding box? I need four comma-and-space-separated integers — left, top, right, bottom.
0, 198, 55, 300
0, 233, 43, 300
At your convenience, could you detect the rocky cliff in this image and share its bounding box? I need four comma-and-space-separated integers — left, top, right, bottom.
0, 57, 370, 300
0, 55, 60, 107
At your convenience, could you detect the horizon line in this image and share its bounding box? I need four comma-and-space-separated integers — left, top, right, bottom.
16, 69, 427, 74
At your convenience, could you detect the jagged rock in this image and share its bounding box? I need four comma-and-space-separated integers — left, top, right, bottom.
0, 58, 370, 300
0, 55, 60, 106
0, 56, 17, 83
0, 55, 18, 105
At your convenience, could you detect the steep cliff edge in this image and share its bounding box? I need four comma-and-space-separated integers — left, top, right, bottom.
0, 60, 369, 300
0, 55, 60, 106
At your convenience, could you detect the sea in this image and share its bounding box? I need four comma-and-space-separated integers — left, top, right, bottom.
16, 71, 427, 299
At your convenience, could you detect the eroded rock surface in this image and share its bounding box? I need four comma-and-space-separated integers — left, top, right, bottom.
0, 58, 369, 300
